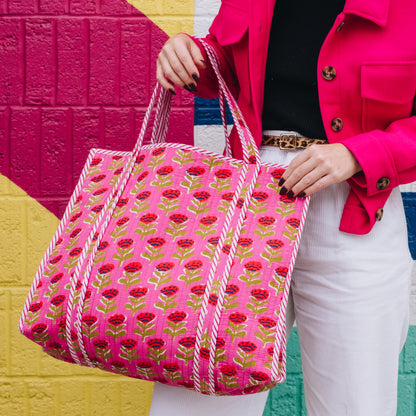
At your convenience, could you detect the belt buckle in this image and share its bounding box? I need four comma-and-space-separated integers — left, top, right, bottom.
279, 134, 297, 150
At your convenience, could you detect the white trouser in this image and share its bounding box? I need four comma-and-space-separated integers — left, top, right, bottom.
149, 141, 412, 416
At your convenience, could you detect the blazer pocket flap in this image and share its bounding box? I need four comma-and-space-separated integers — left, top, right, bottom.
361, 62, 416, 104
209, 1, 249, 46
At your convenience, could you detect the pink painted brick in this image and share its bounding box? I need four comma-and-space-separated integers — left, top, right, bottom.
56, 18, 88, 105
167, 108, 194, 145
40, 109, 72, 196
25, 19, 55, 105
89, 18, 119, 105
134, 107, 156, 145
69, 0, 98, 15
0, 19, 24, 105
39, 0, 67, 14
10, 108, 41, 196
0, 108, 9, 175
104, 107, 134, 151
149, 23, 168, 89
72, 108, 102, 182
120, 20, 149, 105
101, 0, 132, 15
8, 0, 37, 14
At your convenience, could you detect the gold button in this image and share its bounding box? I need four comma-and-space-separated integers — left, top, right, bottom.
336, 21, 345, 32
376, 177, 390, 190
375, 208, 384, 221
322, 66, 336, 81
331, 118, 343, 132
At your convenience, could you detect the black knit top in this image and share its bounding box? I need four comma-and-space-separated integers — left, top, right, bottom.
262, 0, 345, 139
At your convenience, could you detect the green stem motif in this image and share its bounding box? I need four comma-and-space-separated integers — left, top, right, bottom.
275, 202, 296, 219
157, 197, 180, 215
238, 270, 263, 288
180, 174, 204, 193
150, 174, 174, 191
172, 149, 195, 167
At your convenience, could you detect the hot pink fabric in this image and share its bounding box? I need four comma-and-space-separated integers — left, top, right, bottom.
192, 0, 416, 235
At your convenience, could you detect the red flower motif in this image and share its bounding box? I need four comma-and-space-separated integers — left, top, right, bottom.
55, 238, 63, 246
70, 228, 82, 239
199, 216, 217, 226
49, 255, 62, 264
208, 294, 218, 306
69, 213, 82, 223
98, 264, 115, 274
51, 295, 65, 306
186, 166, 205, 176
222, 244, 231, 255
112, 155, 122, 160
97, 241, 109, 251
47, 341, 62, 349
215, 169, 232, 179
156, 166, 174, 176
136, 361, 153, 369
184, 260, 203, 270
190, 285, 206, 296
258, 317, 277, 329
111, 361, 125, 369
221, 192, 235, 201
275, 266, 288, 278
69, 247, 82, 257
93, 340, 109, 349
117, 238, 134, 249
169, 213, 188, 224
258, 216, 276, 226
248, 155, 257, 164
136, 312, 156, 323
129, 287, 148, 298
252, 191, 269, 202
137, 190, 151, 201
193, 191, 211, 201
152, 147, 166, 156
82, 315, 98, 327
250, 371, 269, 382
114, 168, 123, 175
251, 288, 270, 301
244, 261, 263, 272
287, 218, 300, 228
237, 198, 244, 208
124, 262, 142, 273
135, 154, 145, 164
31, 323, 47, 334
162, 189, 181, 199
267, 346, 274, 357
51, 273, 63, 284
155, 262, 175, 272
271, 168, 285, 180
108, 314, 126, 326
200, 347, 210, 360
137, 171, 149, 182
101, 289, 119, 300
93, 187, 108, 196
163, 363, 180, 372
75, 196, 82, 205
167, 311, 187, 323
147, 338, 165, 350
225, 284, 239, 295
90, 174, 106, 183
229, 312, 247, 324
280, 194, 296, 204
216, 337, 225, 349
91, 157, 103, 166
140, 213, 158, 224
75, 279, 82, 290
147, 237, 166, 248
179, 381, 195, 389
220, 365, 237, 377
85, 290, 91, 299
177, 239, 194, 248
266, 239, 284, 249
237, 341, 257, 352
178, 337, 196, 348
92, 232, 99, 242
207, 237, 219, 246
91, 204, 104, 213
160, 285, 179, 297
58, 318, 66, 330
116, 217, 130, 227
237, 238, 253, 247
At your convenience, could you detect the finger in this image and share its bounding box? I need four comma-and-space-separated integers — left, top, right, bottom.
158, 51, 190, 89
189, 39, 207, 70
172, 44, 200, 88
296, 174, 333, 197
280, 157, 317, 194
156, 61, 176, 93
287, 167, 327, 197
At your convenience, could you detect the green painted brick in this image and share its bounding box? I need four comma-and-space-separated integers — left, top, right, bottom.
404, 326, 416, 373
397, 375, 416, 416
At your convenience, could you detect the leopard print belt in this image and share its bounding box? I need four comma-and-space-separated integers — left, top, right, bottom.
262, 134, 327, 150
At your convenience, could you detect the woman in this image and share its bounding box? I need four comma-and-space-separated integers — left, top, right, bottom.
152, 0, 415, 414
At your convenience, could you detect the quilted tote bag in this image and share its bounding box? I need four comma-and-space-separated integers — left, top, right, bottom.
19, 41, 309, 396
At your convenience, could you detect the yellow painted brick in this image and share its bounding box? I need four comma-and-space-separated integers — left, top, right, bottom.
90, 380, 120, 416
26, 380, 56, 416
0, 380, 26, 416
153, 17, 194, 36
127, 0, 164, 15
26, 199, 59, 284
0, 291, 10, 376
119, 379, 153, 415
162, 0, 194, 15
0, 174, 10, 195
1, 175, 28, 197
0, 198, 26, 285
58, 379, 88, 416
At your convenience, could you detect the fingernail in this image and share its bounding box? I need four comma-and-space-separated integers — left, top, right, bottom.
192, 73, 199, 83
298, 191, 306, 198
278, 178, 285, 187
184, 85, 191, 92
287, 190, 294, 198
189, 83, 197, 92
169, 88, 176, 95
279, 186, 288, 196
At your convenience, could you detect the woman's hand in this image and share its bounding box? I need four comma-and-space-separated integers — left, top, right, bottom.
156, 33, 206, 94
279, 143, 362, 198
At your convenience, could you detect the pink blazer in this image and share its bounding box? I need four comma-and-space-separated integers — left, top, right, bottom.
193, 0, 416, 235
